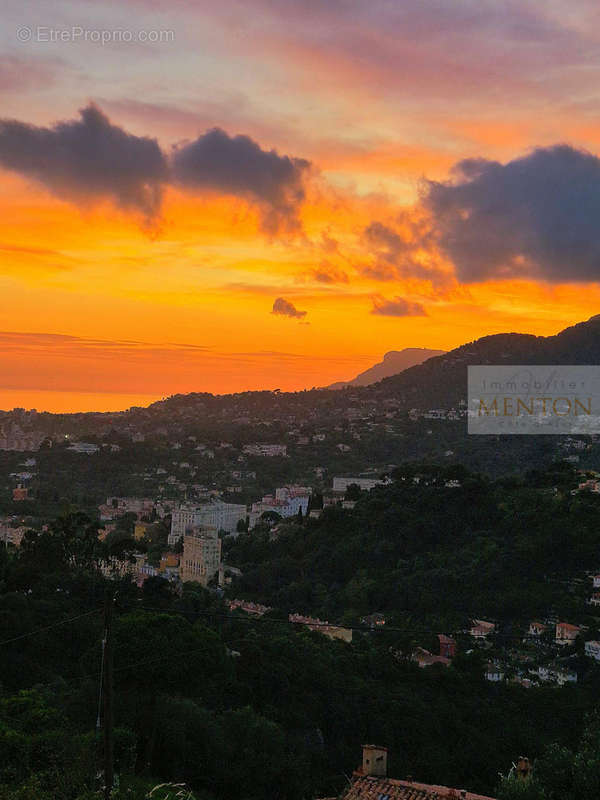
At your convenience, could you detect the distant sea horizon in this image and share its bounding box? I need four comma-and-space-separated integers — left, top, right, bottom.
0, 389, 166, 414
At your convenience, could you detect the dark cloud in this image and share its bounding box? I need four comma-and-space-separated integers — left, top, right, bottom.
370, 295, 427, 317
171, 127, 310, 233
0, 104, 168, 225
423, 144, 600, 283
271, 297, 307, 319
311, 262, 349, 283
0, 106, 311, 235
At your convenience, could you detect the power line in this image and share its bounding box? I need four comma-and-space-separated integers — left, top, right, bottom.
0, 597, 569, 649
131, 604, 566, 641
0, 602, 581, 697
0, 607, 101, 646
8, 641, 215, 694
1, 616, 577, 701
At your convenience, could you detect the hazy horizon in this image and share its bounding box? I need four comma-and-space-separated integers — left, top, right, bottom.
0, 341, 441, 412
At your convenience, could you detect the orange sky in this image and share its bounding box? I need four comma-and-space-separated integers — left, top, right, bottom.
2, 1, 600, 410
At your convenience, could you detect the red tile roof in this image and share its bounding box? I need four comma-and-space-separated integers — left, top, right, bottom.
412, 650, 451, 667
325, 775, 496, 800
556, 622, 580, 631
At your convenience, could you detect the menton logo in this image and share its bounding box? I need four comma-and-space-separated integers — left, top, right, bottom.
468, 366, 600, 434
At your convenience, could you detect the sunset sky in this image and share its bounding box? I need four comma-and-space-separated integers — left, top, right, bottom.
3, 0, 600, 411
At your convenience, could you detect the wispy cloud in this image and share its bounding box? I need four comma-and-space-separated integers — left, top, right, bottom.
0, 54, 65, 93
309, 262, 349, 284
370, 295, 427, 317
0, 330, 371, 396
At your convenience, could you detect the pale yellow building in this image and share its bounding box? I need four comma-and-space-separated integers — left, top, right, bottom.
181, 526, 221, 586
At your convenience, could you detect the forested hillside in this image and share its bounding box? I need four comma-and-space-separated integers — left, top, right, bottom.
2, 463, 600, 798
226, 462, 600, 626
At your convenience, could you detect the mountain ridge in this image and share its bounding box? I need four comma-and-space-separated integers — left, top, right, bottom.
326, 347, 446, 389
369, 314, 600, 409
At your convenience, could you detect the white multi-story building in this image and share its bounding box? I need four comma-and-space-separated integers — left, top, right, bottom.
249, 486, 310, 528
276, 485, 311, 502
169, 500, 247, 544
169, 507, 198, 544
200, 500, 247, 534
332, 476, 386, 493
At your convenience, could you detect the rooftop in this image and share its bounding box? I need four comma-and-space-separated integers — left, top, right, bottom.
330, 775, 497, 800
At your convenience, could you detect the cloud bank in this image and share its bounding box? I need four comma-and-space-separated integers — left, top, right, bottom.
423, 144, 600, 283
5, 107, 600, 290
0, 105, 167, 225
0, 105, 310, 233
171, 128, 310, 233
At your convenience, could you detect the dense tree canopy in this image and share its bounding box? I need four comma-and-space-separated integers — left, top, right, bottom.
1, 465, 600, 798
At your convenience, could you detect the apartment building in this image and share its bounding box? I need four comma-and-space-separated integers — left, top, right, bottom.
180, 526, 221, 586
332, 476, 386, 493
248, 486, 310, 528
169, 500, 247, 545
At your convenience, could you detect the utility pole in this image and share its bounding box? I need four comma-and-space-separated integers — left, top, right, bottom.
102, 589, 115, 800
